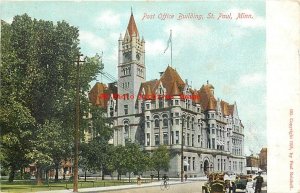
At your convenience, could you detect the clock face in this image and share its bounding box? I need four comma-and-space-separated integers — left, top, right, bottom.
136, 53, 140, 61
124, 52, 131, 60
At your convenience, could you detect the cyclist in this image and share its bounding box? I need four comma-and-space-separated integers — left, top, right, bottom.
162, 174, 169, 186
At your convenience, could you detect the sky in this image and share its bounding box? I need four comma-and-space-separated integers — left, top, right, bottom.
1, 1, 266, 156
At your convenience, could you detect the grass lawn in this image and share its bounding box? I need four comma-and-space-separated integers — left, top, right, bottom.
0, 179, 145, 192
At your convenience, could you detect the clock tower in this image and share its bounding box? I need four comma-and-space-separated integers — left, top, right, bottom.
117, 11, 146, 116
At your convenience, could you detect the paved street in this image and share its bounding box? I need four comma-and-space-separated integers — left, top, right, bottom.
37, 179, 267, 193
96, 181, 204, 193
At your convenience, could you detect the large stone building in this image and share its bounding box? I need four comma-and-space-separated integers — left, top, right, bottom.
89, 12, 246, 177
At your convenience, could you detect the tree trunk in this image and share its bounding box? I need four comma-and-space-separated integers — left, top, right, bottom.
20, 167, 24, 180
55, 163, 59, 182
157, 171, 160, 181
8, 166, 16, 182
36, 166, 43, 185
84, 171, 87, 182
102, 169, 105, 180
45, 169, 49, 182
129, 172, 131, 182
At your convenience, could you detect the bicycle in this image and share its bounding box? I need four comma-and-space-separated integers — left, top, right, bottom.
160, 180, 170, 191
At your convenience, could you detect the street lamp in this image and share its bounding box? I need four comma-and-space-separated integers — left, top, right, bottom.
73, 53, 85, 192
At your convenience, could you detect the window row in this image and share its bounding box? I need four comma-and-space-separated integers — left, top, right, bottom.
146, 132, 203, 148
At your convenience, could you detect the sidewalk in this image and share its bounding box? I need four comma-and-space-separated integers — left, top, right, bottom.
36, 180, 198, 193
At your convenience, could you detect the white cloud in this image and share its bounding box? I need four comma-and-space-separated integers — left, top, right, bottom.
95, 10, 121, 28
239, 73, 264, 86
145, 39, 165, 56
79, 30, 107, 53
165, 22, 210, 39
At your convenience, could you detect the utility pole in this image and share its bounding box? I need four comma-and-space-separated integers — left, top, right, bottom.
73, 53, 84, 192
181, 116, 184, 182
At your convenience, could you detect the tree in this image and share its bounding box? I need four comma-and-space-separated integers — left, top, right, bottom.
79, 105, 114, 180
111, 145, 127, 180
0, 99, 35, 182
151, 145, 171, 180
1, 14, 103, 183
109, 142, 151, 182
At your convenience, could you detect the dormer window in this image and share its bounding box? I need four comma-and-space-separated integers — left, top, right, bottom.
159, 98, 163, 108
159, 87, 163, 94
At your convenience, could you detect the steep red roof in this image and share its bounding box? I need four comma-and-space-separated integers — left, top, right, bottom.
158, 66, 185, 96
221, 100, 230, 116
170, 81, 180, 96
199, 84, 217, 111
89, 82, 117, 108
228, 104, 234, 115
126, 13, 139, 38
138, 79, 158, 100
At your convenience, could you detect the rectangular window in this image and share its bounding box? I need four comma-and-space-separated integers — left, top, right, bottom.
212, 129, 215, 134
227, 141, 230, 151
155, 134, 159, 146
124, 105, 128, 115
188, 157, 191, 171
176, 131, 179, 144
146, 116, 150, 120
198, 135, 200, 143
171, 131, 174, 144
187, 133, 190, 146
146, 133, 150, 146
163, 132, 168, 145
146, 122, 150, 128
146, 104, 150, 109
175, 100, 179, 105
212, 138, 215, 149
192, 157, 195, 170
192, 134, 194, 146
175, 112, 179, 117
175, 119, 179, 125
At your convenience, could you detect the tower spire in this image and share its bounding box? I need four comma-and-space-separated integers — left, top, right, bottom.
131, 6, 133, 15
126, 10, 139, 39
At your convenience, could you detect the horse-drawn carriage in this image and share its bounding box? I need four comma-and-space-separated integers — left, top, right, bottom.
202, 172, 251, 193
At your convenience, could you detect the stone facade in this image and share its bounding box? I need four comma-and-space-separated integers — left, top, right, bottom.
89, 12, 246, 177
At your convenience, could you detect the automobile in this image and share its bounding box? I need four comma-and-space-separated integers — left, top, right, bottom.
202, 172, 227, 193
235, 174, 252, 193
202, 172, 251, 193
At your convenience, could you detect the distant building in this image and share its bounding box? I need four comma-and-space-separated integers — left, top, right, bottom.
89, 11, 246, 177
259, 148, 267, 171
246, 154, 260, 174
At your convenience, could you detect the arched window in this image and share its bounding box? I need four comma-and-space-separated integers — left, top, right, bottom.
187, 116, 190, 128
154, 115, 159, 128
124, 120, 129, 141
163, 115, 168, 127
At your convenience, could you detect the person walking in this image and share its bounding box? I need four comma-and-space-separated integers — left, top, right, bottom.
231, 181, 236, 193
246, 178, 255, 193
254, 172, 264, 193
